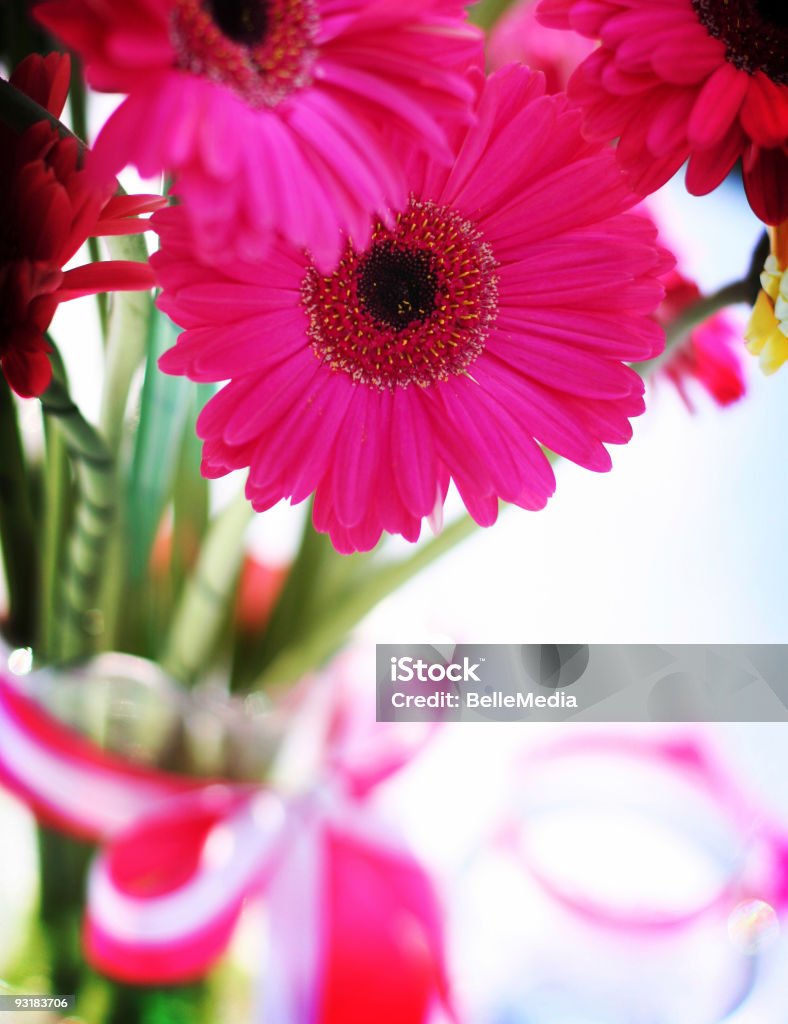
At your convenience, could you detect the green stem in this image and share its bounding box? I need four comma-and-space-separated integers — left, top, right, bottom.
36, 829, 93, 998
105, 982, 212, 1024
39, 414, 70, 661
2, 0, 49, 70
743, 229, 771, 306
67, 57, 89, 146
99, 234, 154, 455
96, 528, 125, 656
161, 492, 252, 683
0, 377, 38, 646
171, 391, 211, 583
92, 235, 154, 655
95, 282, 162, 655
232, 501, 339, 688
91, 238, 154, 651
41, 351, 115, 663
68, 58, 109, 336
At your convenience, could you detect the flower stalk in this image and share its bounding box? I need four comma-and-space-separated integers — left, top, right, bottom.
98, 232, 155, 456
0, 378, 38, 646
161, 491, 252, 683
39, 414, 70, 660
40, 350, 116, 663
67, 57, 109, 336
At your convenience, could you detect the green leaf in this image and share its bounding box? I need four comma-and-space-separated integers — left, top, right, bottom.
40, 349, 116, 663
470, 0, 517, 29
170, 385, 211, 582
125, 310, 192, 582
161, 491, 252, 684
0, 377, 38, 646
99, 233, 155, 456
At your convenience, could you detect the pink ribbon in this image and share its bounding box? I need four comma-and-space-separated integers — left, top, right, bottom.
0, 664, 452, 1023
504, 730, 788, 933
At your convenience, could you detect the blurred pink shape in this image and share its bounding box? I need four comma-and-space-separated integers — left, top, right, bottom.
504, 730, 788, 932
487, 0, 594, 93
656, 268, 747, 411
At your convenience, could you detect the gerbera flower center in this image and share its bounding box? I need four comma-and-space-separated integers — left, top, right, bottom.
302, 199, 499, 390
357, 244, 439, 329
171, 0, 319, 107
207, 0, 269, 45
691, 0, 788, 83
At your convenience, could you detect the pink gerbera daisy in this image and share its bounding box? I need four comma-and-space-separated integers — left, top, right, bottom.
36, 0, 482, 269
154, 66, 671, 554
538, 0, 788, 225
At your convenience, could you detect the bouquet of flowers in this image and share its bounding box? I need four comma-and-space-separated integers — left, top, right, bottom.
0, 0, 785, 1020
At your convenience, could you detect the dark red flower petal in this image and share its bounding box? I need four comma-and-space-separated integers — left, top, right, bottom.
0, 53, 160, 398
10, 51, 71, 119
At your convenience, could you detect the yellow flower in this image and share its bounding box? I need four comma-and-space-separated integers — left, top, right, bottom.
745, 220, 788, 374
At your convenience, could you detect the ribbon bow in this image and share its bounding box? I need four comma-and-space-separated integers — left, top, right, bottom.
0, 658, 453, 1023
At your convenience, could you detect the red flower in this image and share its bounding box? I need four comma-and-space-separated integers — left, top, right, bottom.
539, 0, 788, 225
658, 270, 746, 410
0, 53, 164, 398
236, 556, 288, 632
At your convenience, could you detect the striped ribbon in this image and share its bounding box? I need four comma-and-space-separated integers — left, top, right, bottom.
0, 663, 453, 1023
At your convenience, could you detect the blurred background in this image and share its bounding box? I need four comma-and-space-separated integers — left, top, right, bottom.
389, 718, 788, 1024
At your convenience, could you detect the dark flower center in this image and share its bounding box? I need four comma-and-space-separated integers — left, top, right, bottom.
692, 0, 788, 83
171, 0, 318, 107
206, 0, 269, 46
357, 243, 439, 330
302, 199, 500, 390
756, 0, 787, 28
